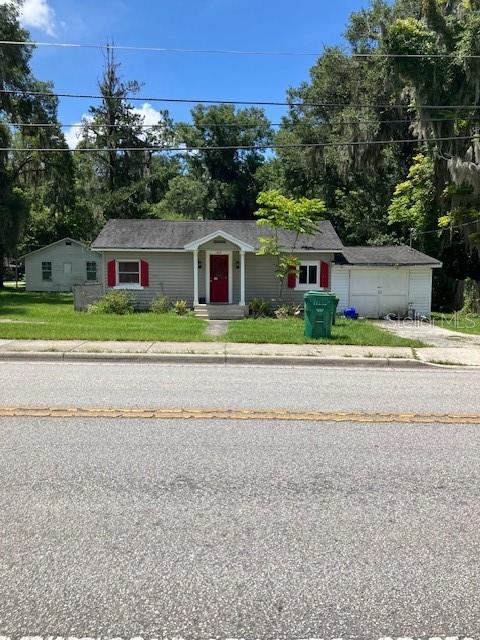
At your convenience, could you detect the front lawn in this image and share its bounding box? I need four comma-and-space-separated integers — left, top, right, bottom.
225, 316, 426, 347
431, 312, 480, 336
0, 289, 425, 346
0, 290, 208, 342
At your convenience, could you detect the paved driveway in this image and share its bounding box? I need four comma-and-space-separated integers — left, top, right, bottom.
375, 318, 480, 348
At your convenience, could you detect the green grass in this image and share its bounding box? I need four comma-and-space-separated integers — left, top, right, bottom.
225, 316, 426, 347
0, 289, 208, 342
431, 312, 480, 336
0, 288, 425, 346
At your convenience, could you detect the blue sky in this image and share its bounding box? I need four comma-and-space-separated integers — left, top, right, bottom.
10, 0, 372, 144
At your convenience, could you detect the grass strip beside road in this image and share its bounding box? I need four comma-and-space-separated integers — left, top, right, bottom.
1, 406, 479, 424
431, 312, 480, 336
225, 316, 425, 347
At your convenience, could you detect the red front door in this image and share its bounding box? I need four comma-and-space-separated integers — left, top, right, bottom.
210, 255, 229, 303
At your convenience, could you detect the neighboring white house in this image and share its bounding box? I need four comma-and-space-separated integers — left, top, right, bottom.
23, 238, 103, 293
331, 246, 442, 318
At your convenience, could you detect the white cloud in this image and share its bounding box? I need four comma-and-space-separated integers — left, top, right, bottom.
64, 123, 82, 150
64, 114, 91, 149
132, 103, 163, 127
0, 0, 57, 36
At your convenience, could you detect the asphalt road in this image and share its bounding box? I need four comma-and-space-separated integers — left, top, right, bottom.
1, 416, 480, 638
1, 362, 480, 638
1, 360, 480, 413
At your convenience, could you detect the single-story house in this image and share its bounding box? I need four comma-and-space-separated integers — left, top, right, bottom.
23, 238, 103, 293
332, 246, 442, 318
91, 219, 441, 319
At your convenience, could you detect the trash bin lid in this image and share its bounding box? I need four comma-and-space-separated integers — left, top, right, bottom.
304, 290, 333, 298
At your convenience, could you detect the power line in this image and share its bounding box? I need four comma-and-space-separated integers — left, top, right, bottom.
1, 88, 480, 111
1, 116, 477, 130
1, 134, 475, 153
1, 39, 480, 59
414, 219, 480, 236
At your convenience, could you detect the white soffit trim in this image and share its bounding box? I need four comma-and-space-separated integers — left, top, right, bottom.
184, 230, 255, 252
95, 248, 186, 253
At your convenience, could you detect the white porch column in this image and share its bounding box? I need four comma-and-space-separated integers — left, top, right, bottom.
240, 250, 246, 306
193, 250, 199, 306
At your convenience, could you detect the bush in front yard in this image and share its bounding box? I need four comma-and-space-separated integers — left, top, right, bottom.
150, 295, 172, 314
249, 298, 273, 318
174, 300, 189, 316
274, 304, 302, 319
87, 290, 134, 315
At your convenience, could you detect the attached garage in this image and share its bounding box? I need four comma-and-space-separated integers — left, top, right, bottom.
331, 246, 442, 319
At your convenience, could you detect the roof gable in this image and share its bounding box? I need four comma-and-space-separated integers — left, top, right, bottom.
184, 229, 255, 251
20, 238, 86, 259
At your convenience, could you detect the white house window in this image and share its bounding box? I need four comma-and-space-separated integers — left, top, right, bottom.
118, 261, 140, 285
42, 261, 52, 281
296, 261, 319, 290
86, 261, 97, 281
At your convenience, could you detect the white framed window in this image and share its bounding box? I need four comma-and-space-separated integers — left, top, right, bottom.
117, 260, 140, 287
86, 261, 97, 281
42, 261, 52, 281
64, 262, 72, 274
296, 261, 319, 290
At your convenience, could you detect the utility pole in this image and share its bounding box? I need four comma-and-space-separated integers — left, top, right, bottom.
409, 228, 415, 248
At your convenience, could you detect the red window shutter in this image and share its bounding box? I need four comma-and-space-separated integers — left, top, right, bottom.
320, 261, 330, 289
140, 260, 149, 287
107, 260, 116, 287
287, 266, 296, 289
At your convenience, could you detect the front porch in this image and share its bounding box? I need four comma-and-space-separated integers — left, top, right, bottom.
185, 229, 254, 314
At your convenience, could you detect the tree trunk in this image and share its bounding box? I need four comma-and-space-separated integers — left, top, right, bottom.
453, 279, 465, 311
0, 248, 4, 289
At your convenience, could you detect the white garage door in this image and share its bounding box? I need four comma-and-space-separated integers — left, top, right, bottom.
350, 270, 380, 318
379, 270, 409, 317
350, 269, 409, 318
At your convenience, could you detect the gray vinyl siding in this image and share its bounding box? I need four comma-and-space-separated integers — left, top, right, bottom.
102, 250, 333, 309
245, 253, 334, 304
25, 242, 103, 292
103, 251, 193, 309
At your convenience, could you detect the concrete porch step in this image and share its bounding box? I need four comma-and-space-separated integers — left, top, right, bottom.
194, 305, 248, 320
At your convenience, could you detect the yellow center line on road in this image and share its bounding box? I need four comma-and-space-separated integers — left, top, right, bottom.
0, 406, 480, 424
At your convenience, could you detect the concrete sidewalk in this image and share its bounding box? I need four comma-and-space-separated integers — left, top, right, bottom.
0, 338, 479, 367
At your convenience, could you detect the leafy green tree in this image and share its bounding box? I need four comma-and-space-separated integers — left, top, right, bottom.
275, 42, 414, 245
0, 3, 41, 283
388, 153, 436, 246
152, 175, 215, 219
255, 190, 325, 299
12, 80, 82, 253
177, 104, 272, 219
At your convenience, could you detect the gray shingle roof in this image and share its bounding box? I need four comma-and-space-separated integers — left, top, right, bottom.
91, 219, 344, 251
338, 246, 442, 266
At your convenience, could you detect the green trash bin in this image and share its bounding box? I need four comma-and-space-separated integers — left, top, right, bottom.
304, 291, 334, 339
